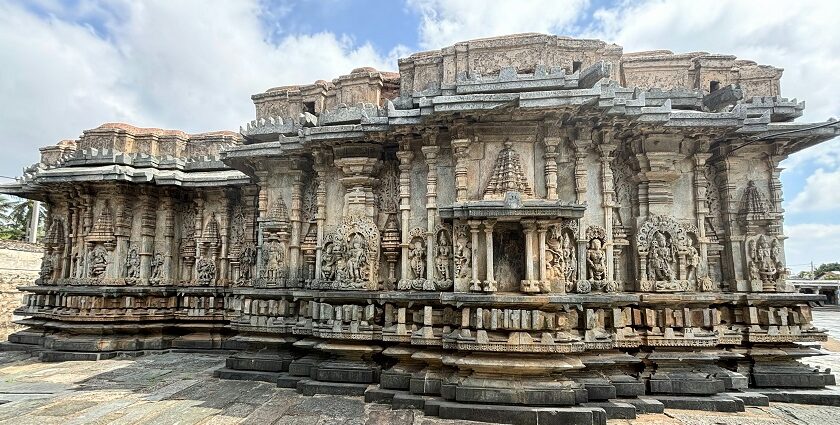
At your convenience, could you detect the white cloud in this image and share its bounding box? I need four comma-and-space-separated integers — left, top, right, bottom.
784, 223, 840, 272
0, 0, 398, 178
787, 168, 840, 213
585, 0, 840, 123
407, 0, 588, 50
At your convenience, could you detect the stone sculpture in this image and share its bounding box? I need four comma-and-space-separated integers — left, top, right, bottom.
2, 33, 839, 424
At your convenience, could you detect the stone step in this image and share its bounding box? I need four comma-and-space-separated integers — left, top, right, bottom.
295, 379, 370, 396
214, 367, 279, 383
752, 388, 840, 406
723, 391, 770, 406
581, 401, 636, 419
649, 395, 745, 412
276, 373, 304, 389
623, 397, 665, 414
434, 401, 607, 425
364, 387, 399, 404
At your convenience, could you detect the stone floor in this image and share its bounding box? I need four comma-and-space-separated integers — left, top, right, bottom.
0, 308, 838, 424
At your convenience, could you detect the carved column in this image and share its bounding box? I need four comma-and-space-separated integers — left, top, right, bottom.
312, 150, 328, 281
397, 140, 414, 286
451, 138, 471, 202
543, 136, 561, 200
139, 190, 157, 283
422, 140, 439, 284
254, 170, 269, 276
693, 150, 712, 285
483, 219, 497, 292
468, 220, 481, 292
217, 195, 230, 285
160, 191, 175, 283
572, 124, 591, 205
598, 132, 617, 286
537, 222, 548, 289
289, 167, 304, 285
521, 220, 537, 293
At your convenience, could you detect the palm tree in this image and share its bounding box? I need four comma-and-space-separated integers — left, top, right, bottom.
0, 195, 45, 241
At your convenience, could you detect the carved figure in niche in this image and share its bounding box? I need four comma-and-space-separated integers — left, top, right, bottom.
125, 246, 141, 280
409, 240, 425, 279
347, 233, 368, 283
237, 243, 256, 286
321, 241, 338, 281
261, 239, 286, 283
319, 216, 380, 290
435, 231, 451, 281
197, 257, 216, 285
453, 227, 471, 279
562, 233, 576, 284
150, 252, 164, 282
748, 235, 783, 288
587, 239, 606, 281
647, 231, 675, 282
89, 245, 108, 279
686, 244, 700, 282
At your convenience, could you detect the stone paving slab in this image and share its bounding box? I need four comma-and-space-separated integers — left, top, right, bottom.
1, 323, 840, 425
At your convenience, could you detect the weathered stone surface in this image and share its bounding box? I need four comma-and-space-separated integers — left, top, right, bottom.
2, 33, 840, 425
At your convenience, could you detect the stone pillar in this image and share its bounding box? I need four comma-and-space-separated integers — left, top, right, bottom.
483, 220, 496, 292
161, 192, 175, 283
572, 124, 591, 205
422, 142, 440, 283
598, 134, 617, 286
451, 138, 471, 202
255, 170, 269, 276
312, 150, 328, 281
543, 136, 561, 200
139, 190, 156, 283
397, 140, 414, 285
468, 220, 481, 292
289, 169, 304, 285
521, 220, 537, 293
217, 195, 230, 285
537, 221, 550, 282
693, 150, 713, 284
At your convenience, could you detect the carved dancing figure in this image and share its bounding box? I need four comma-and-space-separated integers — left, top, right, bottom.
435, 232, 451, 281
150, 252, 164, 281
409, 240, 425, 280
454, 231, 471, 279
755, 236, 777, 283
586, 238, 606, 281
125, 247, 140, 279
686, 244, 700, 282
321, 243, 337, 281
561, 233, 576, 283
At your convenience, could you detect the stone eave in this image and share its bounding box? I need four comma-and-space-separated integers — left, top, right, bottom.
439, 199, 586, 220
4, 164, 250, 193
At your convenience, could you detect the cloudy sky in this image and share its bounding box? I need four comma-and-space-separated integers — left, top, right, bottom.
1, 0, 838, 271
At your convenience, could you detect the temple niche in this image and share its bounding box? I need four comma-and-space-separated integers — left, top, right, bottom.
3, 34, 840, 424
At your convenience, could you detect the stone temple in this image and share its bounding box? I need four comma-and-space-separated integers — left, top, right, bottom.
2, 34, 839, 424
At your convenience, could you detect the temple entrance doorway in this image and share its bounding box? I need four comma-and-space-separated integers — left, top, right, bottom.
493, 222, 525, 292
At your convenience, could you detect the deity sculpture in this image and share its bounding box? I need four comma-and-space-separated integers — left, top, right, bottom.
453, 229, 471, 279
586, 238, 606, 281
686, 244, 700, 282
89, 245, 108, 279
237, 244, 256, 285
321, 242, 338, 281
409, 240, 425, 280
647, 231, 675, 281
347, 233, 368, 283
150, 252, 164, 282
562, 233, 576, 284
125, 247, 141, 280
197, 257, 216, 285
435, 232, 451, 281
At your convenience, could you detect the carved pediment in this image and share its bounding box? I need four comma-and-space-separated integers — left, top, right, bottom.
483, 140, 533, 199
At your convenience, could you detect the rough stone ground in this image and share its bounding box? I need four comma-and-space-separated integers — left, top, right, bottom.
0, 307, 838, 425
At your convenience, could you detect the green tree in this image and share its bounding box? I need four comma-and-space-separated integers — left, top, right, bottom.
815, 262, 840, 279
0, 195, 45, 241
